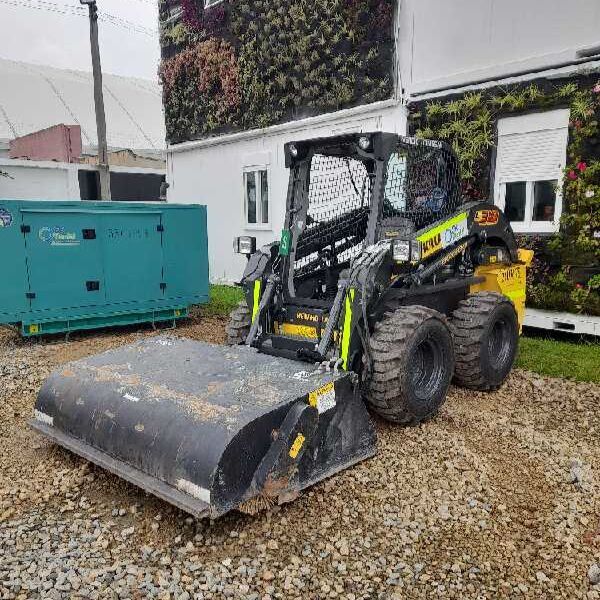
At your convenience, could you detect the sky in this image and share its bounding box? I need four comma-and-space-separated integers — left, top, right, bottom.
0, 0, 160, 81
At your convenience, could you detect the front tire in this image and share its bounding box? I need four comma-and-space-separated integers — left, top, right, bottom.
366, 306, 455, 425
225, 301, 252, 346
451, 292, 519, 391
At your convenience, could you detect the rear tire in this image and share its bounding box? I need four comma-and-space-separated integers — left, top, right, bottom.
226, 301, 252, 346
366, 306, 455, 425
451, 292, 518, 391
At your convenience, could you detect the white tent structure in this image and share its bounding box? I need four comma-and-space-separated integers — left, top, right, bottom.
0, 57, 165, 153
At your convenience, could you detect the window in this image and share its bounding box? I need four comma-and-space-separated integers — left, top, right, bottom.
494, 109, 569, 234
384, 152, 407, 212
204, 0, 223, 7
244, 169, 269, 227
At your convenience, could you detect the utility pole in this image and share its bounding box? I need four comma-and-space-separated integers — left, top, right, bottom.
80, 0, 111, 200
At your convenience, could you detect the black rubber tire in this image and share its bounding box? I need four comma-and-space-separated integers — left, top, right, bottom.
225, 301, 252, 346
366, 306, 455, 425
451, 292, 519, 391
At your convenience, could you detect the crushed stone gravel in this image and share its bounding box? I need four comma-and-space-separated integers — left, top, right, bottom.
0, 317, 599, 599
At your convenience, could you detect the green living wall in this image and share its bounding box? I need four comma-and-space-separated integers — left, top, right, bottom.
409, 75, 600, 316
159, 0, 396, 144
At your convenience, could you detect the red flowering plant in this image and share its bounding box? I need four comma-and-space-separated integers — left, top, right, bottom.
160, 38, 241, 140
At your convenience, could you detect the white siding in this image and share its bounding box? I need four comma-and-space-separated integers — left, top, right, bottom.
399, 0, 600, 96
0, 161, 79, 200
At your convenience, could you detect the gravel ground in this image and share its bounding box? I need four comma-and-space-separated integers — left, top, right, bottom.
1, 317, 599, 600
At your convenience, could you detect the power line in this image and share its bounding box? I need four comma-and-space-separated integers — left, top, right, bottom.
0, 0, 157, 37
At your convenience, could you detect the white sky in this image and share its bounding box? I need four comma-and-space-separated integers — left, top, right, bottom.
0, 0, 160, 81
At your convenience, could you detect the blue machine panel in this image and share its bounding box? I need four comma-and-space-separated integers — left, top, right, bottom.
0, 200, 210, 336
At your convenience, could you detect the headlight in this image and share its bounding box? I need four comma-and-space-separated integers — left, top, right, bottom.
289, 144, 299, 157
358, 136, 371, 151
233, 236, 256, 255
392, 239, 410, 262
391, 239, 421, 263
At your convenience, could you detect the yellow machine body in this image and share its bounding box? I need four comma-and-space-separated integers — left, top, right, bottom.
470, 249, 533, 331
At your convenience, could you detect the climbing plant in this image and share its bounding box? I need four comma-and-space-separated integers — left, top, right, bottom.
158, 0, 395, 142
409, 75, 600, 315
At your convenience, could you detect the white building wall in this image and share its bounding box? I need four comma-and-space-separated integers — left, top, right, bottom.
399, 0, 600, 96
167, 101, 407, 283
0, 159, 79, 200
0, 159, 166, 201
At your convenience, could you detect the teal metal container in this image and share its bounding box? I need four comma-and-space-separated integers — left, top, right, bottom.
0, 200, 209, 336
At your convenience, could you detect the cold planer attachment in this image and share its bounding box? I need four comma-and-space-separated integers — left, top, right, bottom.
31, 337, 376, 518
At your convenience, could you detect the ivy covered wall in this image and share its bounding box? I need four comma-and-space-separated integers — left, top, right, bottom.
159, 0, 396, 144
408, 73, 600, 316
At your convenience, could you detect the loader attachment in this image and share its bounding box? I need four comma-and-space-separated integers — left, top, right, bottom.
31, 337, 376, 518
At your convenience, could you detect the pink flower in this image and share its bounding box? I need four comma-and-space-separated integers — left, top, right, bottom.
567, 170, 578, 181
577, 161, 587, 172
593, 83, 600, 94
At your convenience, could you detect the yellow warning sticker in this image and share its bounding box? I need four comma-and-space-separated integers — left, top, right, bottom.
29, 324, 39, 334
308, 382, 336, 414
289, 433, 305, 459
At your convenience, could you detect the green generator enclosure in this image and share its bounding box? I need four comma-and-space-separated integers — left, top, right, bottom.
0, 199, 209, 336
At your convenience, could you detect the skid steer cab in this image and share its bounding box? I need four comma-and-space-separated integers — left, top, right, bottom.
31, 132, 532, 521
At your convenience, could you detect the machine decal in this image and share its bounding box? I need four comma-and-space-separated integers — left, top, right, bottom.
279, 229, 291, 256
176, 479, 211, 503
252, 280, 262, 323
33, 409, 53, 426
289, 433, 306, 459
499, 266, 523, 284
475, 209, 500, 226
418, 212, 468, 259
38, 226, 80, 247
0, 208, 13, 228
439, 240, 470, 266
421, 233, 442, 258
278, 323, 318, 339
309, 381, 336, 414
340, 288, 355, 370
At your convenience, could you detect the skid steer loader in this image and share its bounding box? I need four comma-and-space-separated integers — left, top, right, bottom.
31, 132, 532, 519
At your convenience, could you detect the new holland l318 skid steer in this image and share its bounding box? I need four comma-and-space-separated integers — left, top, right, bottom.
32, 133, 532, 519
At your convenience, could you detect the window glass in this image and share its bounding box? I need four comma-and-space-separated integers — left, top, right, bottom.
384, 152, 407, 212
245, 171, 257, 224
260, 170, 269, 224
504, 182, 526, 222
533, 180, 557, 222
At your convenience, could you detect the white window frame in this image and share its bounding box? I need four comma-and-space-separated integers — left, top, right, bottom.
498, 179, 562, 235
494, 109, 569, 234
243, 166, 271, 231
